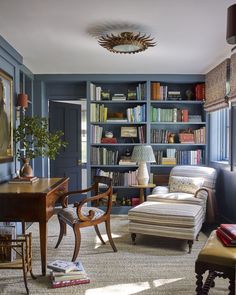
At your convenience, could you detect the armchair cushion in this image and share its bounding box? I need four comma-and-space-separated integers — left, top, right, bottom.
169, 176, 204, 194
147, 192, 205, 206
58, 206, 105, 224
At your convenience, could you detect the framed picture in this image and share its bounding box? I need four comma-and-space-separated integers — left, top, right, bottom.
0, 69, 13, 163
120, 126, 137, 138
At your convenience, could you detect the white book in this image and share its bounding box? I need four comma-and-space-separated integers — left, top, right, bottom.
47, 260, 83, 273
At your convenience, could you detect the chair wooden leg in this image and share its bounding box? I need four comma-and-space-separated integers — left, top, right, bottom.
22, 260, 29, 294
105, 218, 117, 252
55, 216, 66, 249
94, 225, 106, 245
131, 233, 136, 245
187, 240, 193, 253
72, 225, 81, 262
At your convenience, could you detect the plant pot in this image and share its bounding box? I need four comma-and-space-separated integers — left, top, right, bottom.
20, 158, 33, 177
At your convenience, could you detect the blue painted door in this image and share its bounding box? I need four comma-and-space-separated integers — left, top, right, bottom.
49, 101, 82, 192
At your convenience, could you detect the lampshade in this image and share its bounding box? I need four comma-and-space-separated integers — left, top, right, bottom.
17, 93, 28, 108
226, 4, 236, 44
131, 145, 156, 163
98, 32, 156, 54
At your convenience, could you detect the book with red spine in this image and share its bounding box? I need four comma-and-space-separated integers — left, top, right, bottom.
181, 109, 189, 122
216, 229, 236, 247
220, 224, 236, 240
51, 277, 90, 288
216, 227, 236, 245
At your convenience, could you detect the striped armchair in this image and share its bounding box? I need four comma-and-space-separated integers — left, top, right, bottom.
128, 165, 217, 253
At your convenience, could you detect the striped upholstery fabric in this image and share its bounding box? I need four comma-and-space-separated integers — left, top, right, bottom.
128, 202, 204, 239
58, 206, 105, 224
128, 165, 217, 245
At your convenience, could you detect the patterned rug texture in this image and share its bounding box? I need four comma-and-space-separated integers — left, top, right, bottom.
0, 215, 229, 294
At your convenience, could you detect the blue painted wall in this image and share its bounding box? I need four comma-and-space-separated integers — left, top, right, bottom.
0, 36, 22, 181
0, 36, 33, 182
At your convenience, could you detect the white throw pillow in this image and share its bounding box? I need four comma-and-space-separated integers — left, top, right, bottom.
169, 176, 204, 194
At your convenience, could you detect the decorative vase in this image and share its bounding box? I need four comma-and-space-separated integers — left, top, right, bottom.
20, 158, 33, 177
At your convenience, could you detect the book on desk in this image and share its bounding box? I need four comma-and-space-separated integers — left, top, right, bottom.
8, 176, 39, 184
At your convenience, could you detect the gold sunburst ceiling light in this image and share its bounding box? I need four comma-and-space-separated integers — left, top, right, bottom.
98, 32, 156, 54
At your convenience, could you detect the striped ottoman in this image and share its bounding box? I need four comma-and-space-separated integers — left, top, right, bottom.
128, 201, 205, 253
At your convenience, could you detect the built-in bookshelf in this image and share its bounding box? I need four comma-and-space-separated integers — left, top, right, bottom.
149, 81, 206, 184
87, 79, 206, 212
88, 81, 148, 211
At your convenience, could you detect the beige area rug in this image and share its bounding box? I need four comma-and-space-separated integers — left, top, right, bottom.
0, 215, 229, 295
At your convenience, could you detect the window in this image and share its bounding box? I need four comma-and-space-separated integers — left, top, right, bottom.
210, 108, 230, 162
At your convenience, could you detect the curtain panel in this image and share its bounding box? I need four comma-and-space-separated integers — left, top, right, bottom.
230, 52, 236, 103
204, 59, 230, 112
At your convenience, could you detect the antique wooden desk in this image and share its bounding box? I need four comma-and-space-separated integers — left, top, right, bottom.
0, 177, 69, 275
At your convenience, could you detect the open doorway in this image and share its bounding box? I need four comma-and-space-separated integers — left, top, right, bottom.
49, 100, 87, 194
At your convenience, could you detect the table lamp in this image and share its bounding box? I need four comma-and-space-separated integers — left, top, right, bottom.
131, 145, 156, 185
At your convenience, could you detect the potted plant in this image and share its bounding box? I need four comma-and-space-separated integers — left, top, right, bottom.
14, 116, 67, 177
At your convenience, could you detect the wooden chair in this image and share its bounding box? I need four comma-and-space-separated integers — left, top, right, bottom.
55, 176, 117, 261
0, 232, 36, 294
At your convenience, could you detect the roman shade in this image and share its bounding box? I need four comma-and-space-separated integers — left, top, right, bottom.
204, 59, 230, 112
229, 52, 236, 103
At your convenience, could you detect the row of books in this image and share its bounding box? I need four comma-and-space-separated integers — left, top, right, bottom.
151, 82, 205, 101
47, 260, 90, 289
91, 147, 119, 165
126, 105, 146, 123
216, 224, 236, 247
95, 169, 138, 186
90, 104, 146, 123
150, 107, 190, 122
153, 149, 204, 165
150, 127, 206, 144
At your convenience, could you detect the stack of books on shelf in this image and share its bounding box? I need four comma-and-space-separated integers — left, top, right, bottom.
47, 260, 90, 288
8, 176, 39, 184
101, 137, 117, 144
216, 224, 236, 247
112, 94, 126, 100
168, 91, 181, 100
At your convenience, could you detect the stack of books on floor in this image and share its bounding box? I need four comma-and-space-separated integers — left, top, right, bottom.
47, 260, 90, 288
216, 224, 236, 247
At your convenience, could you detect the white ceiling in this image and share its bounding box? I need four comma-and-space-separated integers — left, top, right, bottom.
0, 0, 235, 75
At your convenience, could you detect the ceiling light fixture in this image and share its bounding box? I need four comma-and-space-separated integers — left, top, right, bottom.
98, 32, 156, 54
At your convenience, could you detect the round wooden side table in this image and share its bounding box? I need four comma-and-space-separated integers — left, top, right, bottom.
130, 183, 156, 203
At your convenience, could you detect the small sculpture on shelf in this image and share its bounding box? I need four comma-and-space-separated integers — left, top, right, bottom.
168, 133, 175, 144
